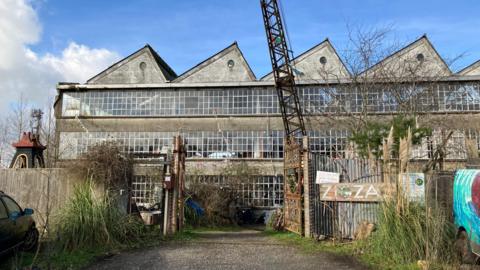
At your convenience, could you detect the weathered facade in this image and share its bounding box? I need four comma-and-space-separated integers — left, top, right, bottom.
54, 36, 480, 209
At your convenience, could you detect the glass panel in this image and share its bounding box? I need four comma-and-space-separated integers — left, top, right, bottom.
2, 196, 21, 215
0, 200, 8, 219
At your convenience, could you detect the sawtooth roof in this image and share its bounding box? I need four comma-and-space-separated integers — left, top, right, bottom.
173, 42, 256, 83
87, 44, 177, 84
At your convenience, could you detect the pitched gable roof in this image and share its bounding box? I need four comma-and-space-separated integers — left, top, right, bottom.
458, 59, 480, 76
87, 44, 177, 84
362, 35, 451, 78
261, 39, 350, 81
173, 42, 256, 83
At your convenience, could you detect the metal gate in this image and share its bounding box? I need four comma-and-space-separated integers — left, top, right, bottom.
283, 138, 307, 234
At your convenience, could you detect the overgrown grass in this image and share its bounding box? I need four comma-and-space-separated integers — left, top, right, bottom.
366, 199, 457, 268
0, 245, 107, 270
264, 230, 420, 270
265, 201, 459, 270
264, 229, 356, 255
54, 180, 145, 251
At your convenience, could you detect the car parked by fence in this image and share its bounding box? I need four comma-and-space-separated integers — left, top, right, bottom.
453, 170, 480, 264
0, 191, 39, 255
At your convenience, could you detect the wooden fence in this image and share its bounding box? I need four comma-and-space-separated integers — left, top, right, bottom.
0, 169, 81, 229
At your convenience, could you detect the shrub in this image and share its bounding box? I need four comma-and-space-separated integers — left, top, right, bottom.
266, 209, 284, 231
55, 180, 144, 251
187, 183, 236, 226
186, 161, 260, 226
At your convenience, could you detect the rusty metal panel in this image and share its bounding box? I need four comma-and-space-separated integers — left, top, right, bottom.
283, 139, 304, 235
335, 202, 380, 239
284, 193, 303, 234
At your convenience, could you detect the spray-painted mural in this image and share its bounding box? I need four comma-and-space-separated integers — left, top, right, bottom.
454, 170, 480, 255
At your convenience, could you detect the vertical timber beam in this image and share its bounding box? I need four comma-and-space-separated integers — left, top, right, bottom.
302, 137, 311, 238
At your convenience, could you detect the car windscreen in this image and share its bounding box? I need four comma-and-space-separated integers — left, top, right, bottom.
0, 199, 7, 219
2, 196, 22, 216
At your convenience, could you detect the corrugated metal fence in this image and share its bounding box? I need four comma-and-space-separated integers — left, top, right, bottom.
309, 155, 383, 239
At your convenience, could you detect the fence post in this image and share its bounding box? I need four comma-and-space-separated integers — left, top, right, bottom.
303, 137, 312, 238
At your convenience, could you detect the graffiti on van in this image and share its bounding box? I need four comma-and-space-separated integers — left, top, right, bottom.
453, 170, 480, 254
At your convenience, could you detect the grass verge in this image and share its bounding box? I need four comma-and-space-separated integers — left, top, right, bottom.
0, 229, 197, 270
264, 230, 422, 270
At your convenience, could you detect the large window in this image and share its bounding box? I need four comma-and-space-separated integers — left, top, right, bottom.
62, 82, 480, 117
59, 128, 477, 161
62, 87, 279, 117
188, 175, 284, 208
58, 130, 349, 160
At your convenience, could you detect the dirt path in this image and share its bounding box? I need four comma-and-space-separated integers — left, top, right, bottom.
87, 230, 368, 270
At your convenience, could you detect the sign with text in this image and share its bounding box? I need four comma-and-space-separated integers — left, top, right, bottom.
316, 171, 340, 184
319, 183, 389, 202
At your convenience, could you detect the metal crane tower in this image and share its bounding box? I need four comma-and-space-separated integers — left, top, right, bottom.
260, 0, 308, 234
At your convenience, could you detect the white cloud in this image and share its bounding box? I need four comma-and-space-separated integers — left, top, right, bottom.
0, 0, 120, 113
40, 42, 120, 83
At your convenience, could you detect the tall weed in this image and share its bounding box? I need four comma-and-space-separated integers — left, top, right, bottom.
368, 199, 456, 266
55, 180, 144, 251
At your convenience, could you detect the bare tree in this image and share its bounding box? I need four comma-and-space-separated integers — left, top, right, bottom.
296, 26, 468, 172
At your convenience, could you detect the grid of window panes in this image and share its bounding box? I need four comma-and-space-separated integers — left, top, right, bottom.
61, 82, 480, 117
58, 130, 349, 160
410, 130, 475, 160
188, 175, 284, 208
131, 175, 163, 208
308, 130, 349, 158
62, 87, 279, 117
59, 128, 479, 161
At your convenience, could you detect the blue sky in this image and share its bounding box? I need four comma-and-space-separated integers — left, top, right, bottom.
30, 0, 480, 77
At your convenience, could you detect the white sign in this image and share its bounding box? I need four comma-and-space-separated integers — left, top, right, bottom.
400, 173, 425, 202
316, 171, 340, 184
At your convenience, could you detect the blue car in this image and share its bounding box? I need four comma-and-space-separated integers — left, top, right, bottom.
454, 170, 480, 264
0, 191, 39, 255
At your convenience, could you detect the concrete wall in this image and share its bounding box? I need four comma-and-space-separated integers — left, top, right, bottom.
175, 44, 256, 83
0, 169, 81, 228
56, 113, 480, 134
88, 48, 170, 84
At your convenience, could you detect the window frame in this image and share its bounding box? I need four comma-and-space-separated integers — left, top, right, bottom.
0, 197, 8, 220
1, 195, 23, 217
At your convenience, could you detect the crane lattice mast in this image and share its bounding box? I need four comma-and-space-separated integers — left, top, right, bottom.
260, 0, 308, 235
260, 0, 306, 141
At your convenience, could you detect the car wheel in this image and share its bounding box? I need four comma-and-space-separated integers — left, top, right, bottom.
455, 230, 477, 264
22, 228, 39, 252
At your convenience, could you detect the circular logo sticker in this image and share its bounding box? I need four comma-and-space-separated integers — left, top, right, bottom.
415, 178, 424, 186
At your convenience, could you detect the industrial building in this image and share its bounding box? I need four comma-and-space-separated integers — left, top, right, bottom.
54, 35, 480, 209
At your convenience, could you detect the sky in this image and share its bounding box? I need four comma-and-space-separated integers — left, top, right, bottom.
1, 0, 480, 113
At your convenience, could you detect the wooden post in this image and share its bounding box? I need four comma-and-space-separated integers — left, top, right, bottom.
302, 137, 311, 238
163, 189, 169, 236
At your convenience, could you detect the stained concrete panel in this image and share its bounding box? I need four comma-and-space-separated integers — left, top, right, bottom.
88, 47, 174, 84
262, 40, 350, 81
175, 43, 256, 83
363, 36, 451, 78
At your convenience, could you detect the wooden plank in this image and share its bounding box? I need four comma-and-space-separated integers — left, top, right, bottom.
319, 183, 392, 202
